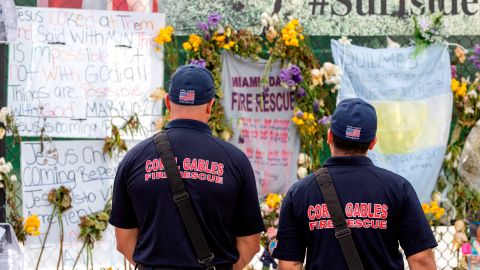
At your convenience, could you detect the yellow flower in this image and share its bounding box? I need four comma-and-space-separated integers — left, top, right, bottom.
289, 38, 299, 47
265, 193, 281, 209
292, 116, 299, 124
451, 78, 467, 97
24, 215, 41, 236
153, 25, 175, 45
302, 113, 308, 120
297, 119, 304, 125
434, 208, 445, 220
422, 203, 430, 214
308, 113, 315, 121
223, 41, 236, 50
183, 42, 193, 51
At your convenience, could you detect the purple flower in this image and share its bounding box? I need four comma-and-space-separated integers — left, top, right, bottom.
292, 73, 303, 83
279, 68, 291, 82
313, 100, 320, 113
208, 12, 222, 27
451, 65, 457, 79
197, 22, 209, 32
296, 87, 306, 98
295, 110, 304, 118
289, 65, 301, 76
318, 116, 332, 125
190, 59, 207, 68
474, 44, 480, 55
286, 79, 296, 87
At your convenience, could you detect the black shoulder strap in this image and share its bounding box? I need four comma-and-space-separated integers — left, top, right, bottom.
314, 167, 365, 270
153, 131, 215, 270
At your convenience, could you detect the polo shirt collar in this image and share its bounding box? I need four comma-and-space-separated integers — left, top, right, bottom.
165, 119, 212, 134
324, 156, 374, 167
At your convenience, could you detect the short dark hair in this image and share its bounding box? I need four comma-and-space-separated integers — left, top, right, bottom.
332, 134, 372, 155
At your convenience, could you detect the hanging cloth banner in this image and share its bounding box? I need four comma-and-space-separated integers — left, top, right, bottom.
332, 41, 452, 202
221, 52, 300, 195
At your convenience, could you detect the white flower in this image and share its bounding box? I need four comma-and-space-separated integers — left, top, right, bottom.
0, 182, 3, 189
1, 164, 11, 174
261, 203, 270, 212
468, 90, 478, 98
261, 12, 270, 27
465, 107, 475, 115
271, 14, 279, 25
0, 107, 9, 124
0, 128, 5, 140
261, 18, 268, 27
297, 166, 308, 179
453, 160, 458, 169
445, 152, 452, 161
298, 153, 310, 165
10, 175, 17, 182
387, 37, 400, 48
6, 162, 12, 171
0, 157, 4, 165
338, 36, 352, 46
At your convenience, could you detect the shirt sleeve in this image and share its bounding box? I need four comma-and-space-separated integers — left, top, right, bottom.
272, 189, 306, 262
109, 159, 139, 229
398, 181, 438, 257
231, 154, 265, 237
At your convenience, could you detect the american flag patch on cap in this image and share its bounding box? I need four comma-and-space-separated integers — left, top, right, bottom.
179, 89, 195, 104
345, 126, 361, 139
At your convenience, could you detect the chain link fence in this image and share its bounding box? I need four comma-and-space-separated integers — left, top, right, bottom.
5, 1, 480, 269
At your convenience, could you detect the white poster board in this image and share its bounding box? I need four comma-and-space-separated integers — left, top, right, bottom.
21, 140, 133, 269
8, 7, 165, 138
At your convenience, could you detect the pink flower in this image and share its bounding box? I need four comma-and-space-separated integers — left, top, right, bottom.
267, 227, 277, 239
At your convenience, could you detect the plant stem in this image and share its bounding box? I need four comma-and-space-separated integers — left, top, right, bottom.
35, 206, 56, 270
72, 239, 87, 270
57, 210, 64, 270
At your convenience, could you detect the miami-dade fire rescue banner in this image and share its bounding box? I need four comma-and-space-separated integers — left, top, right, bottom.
221, 53, 300, 195
332, 41, 453, 202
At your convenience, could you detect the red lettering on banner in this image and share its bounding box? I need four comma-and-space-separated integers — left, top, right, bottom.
183, 158, 191, 171
381, 204, 388, 219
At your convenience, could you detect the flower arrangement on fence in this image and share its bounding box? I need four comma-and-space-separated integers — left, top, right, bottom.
422, 200, 447, 226
412, 13, 446, 55
442, 44, 480, 221
259, 193, 283, 269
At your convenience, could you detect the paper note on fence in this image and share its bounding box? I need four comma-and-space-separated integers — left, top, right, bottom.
21, 140, 135, 269
8, 7, 164, 138
332, 41, 452, 202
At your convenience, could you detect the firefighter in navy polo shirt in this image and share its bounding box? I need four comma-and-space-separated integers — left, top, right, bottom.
109, 64, 265, 270
273, 98, 437, 270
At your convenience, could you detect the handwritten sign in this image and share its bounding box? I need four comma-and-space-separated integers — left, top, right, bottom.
8, 7, 165, 138
21, 140, 131, 269
221, 53, 300, 195
332, 41, 453, 202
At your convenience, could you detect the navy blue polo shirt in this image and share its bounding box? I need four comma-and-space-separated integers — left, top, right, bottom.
272, 156, 437, 270
109, 119, 265, 268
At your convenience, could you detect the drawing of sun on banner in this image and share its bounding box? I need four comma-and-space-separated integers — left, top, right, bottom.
332, 40, 453, 202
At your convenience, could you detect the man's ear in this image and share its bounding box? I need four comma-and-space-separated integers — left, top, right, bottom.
368, 137, 377, 150
327, 129, 334, 145
165, 95, 171, 110
206, 99, 215, 114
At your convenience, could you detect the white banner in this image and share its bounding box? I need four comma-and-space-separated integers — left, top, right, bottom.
221, 53, 300, 195
332, 41, 453, 202
8, 7, 165, 138
21, 140, 133, 269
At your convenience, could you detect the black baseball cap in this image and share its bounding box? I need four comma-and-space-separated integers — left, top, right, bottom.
168, 64, 216, 105
331, 98, 377, 143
